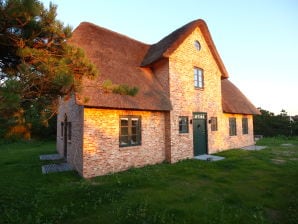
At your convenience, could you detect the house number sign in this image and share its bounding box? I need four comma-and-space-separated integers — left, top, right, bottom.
193, 114, 206, 119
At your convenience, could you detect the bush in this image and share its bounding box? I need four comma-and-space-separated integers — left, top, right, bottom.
102, 79, 139, 96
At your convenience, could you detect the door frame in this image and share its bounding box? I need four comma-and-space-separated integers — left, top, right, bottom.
192, 112, 208, 156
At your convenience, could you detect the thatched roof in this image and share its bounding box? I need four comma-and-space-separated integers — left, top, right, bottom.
221, 79, 260, 115
141, 19, 229, 79
69, 20, 259, 115
70, 22, 172, 111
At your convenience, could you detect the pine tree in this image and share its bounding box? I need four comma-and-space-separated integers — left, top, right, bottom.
0, 0, 98, 139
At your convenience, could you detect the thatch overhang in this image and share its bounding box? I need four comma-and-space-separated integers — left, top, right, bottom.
69, 22, 172, 111
141, 19, 229, 79
221, 79, 260, 115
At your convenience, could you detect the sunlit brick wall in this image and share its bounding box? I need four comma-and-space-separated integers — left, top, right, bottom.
82, 108, 166, 178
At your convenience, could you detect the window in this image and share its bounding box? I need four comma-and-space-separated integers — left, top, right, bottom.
194, 40, 201, 51
194, 67, 204, 88
211, 117, 218, 131
242, 117, 248, 134
67, 122, 72, 140
61, 122, 64, 137
119, 116, 141, 147
61, 122, 71, 140
229, 117, 237, 136
179, 116, 189, 133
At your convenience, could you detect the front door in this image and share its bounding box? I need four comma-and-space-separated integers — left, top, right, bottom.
193, 112, 208, 156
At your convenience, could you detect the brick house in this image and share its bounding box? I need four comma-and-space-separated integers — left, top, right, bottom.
57, 19, 260, 178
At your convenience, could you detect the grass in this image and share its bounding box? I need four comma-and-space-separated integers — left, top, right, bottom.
0, 138, 298, 224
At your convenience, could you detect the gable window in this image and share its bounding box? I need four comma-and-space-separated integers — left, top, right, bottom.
119, 116, 141, 147
194, 40, 201, 51
179, 116, 189, 133
242, 117, 248, 134
194, 67, 204, 88
211, 117, 218, 131
229, 117, 237, 136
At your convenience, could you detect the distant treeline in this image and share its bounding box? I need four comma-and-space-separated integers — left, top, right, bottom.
254, 109, 298, 137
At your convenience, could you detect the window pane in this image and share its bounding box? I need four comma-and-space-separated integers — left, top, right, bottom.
180, 126, 187, 133
131, 118, 139, 126
120, 136, 129, 146
198, 80, 203, 88
198, 74, 202, 81
131, 135, 138, 145
194, 68, 197, 75
131, 127, 137, 135
121, 118, 128, 126
121, 127, 128, 136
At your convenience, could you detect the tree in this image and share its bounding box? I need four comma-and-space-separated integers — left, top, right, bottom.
254, 108, 297, 137
0, 0, 97, 139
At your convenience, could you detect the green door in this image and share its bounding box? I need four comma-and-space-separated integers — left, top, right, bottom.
193, 113, 208, 156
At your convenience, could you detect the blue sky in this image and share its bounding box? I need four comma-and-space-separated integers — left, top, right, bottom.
42, 0, 298, 115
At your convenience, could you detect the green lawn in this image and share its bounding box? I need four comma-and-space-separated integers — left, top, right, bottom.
0, 138, 298, 224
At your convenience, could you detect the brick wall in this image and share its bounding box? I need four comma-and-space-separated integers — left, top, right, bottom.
82, 108, 166, 178
56, 94, 84, 175
218, 113, 255, 150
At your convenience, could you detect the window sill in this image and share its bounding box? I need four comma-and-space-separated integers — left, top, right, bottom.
179, 132, 189, 135
119, 144, 141, 150
194, 87, 204, 91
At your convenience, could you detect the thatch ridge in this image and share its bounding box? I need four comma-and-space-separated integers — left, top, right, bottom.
74, 22, 150, 46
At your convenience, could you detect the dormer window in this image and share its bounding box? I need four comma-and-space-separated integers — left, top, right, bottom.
194, 67, 204, 88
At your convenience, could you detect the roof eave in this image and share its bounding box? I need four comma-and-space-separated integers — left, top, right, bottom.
223, 110, 261, 115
